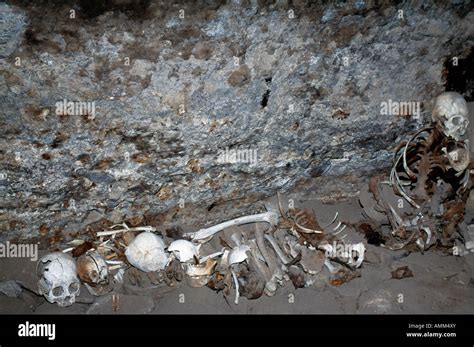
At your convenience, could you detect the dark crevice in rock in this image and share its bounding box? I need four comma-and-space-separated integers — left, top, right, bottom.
260, 89, 270, 108
443, 46, 474, 102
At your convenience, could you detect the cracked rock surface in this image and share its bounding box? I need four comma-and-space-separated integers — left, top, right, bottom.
1, 1, 473, 240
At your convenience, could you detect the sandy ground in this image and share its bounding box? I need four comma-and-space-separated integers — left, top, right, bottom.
1, 193, 473, 314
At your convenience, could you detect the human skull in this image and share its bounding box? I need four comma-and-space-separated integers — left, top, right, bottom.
125, 232, 169, 272
77, 250, 109, 286
37, 252, 80, 307
432, 92, 469, 141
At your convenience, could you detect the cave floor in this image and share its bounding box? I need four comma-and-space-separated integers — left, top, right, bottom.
1, 194, 473, 314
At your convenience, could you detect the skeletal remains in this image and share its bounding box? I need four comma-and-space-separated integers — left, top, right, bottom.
37, 252, 81, 307
77, 250, 109, 286
36, 202, 366, 306
360, 92, 472, 253
37, 92, 470, 305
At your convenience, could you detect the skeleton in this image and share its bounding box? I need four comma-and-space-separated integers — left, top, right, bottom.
125, 232, 169, 272
77, 249, 109, 286
37, 252, 80, 307
362, 93, 471, 251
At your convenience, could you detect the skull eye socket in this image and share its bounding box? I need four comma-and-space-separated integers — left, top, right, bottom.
452, 117, 461, 126
52, 286, 64, 297
69, 282, 80, 293
91, 270, 98, 280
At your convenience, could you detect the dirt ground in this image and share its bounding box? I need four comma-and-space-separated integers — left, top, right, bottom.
1, 190, 473, 315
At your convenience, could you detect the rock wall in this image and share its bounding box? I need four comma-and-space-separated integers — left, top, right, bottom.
1, 0, 473, 241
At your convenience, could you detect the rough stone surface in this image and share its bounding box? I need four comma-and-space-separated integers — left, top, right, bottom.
1, 1, 473, 240
0, 3, 27, 58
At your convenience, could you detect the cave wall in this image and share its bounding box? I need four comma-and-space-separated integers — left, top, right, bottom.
1, 0, 473, 241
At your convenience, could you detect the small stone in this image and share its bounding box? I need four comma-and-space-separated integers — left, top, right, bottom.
391, 266, 414, 280
82, 210, 104, 226
465, 225, 474, 250
0, 280, 22, 298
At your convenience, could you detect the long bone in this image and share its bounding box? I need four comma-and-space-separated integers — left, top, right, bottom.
247, 240, 272, 281
184, 211, 279, 242
97, 223, 156, 237
254, 224, 281, 296
264, 234, 291, 265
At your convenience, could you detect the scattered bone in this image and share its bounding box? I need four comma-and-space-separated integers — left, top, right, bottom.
184, 211, 279, 241
319, 241, 366, 269
228, 245, 250, 265
299, 248, 325, 275
264, 234, 291, 264
168, 239, 200, 262
185, 258, 217, 288
113, 269, 125, 284
247, 240, 272, 282
231, 269, 240, 305
324, 259, 340, 274
322, 211, 339, 228
347, 243, 366, 268
199, 251, 223, 264
254, 224, 281, 296
97, 224, 156, 237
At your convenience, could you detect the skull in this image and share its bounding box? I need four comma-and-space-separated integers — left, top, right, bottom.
77, 250, 109, 286
125, 232, 169, 272
432, 92, 469, 141
36, 252, 80, 307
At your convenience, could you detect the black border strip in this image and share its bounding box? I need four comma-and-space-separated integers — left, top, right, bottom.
0, 314, 472, 345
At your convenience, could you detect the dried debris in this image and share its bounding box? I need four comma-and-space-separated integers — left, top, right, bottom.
391, 266, 414, 280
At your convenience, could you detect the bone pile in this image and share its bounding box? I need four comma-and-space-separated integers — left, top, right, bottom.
360, 92, 472, 253
36, 199, 365, 307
